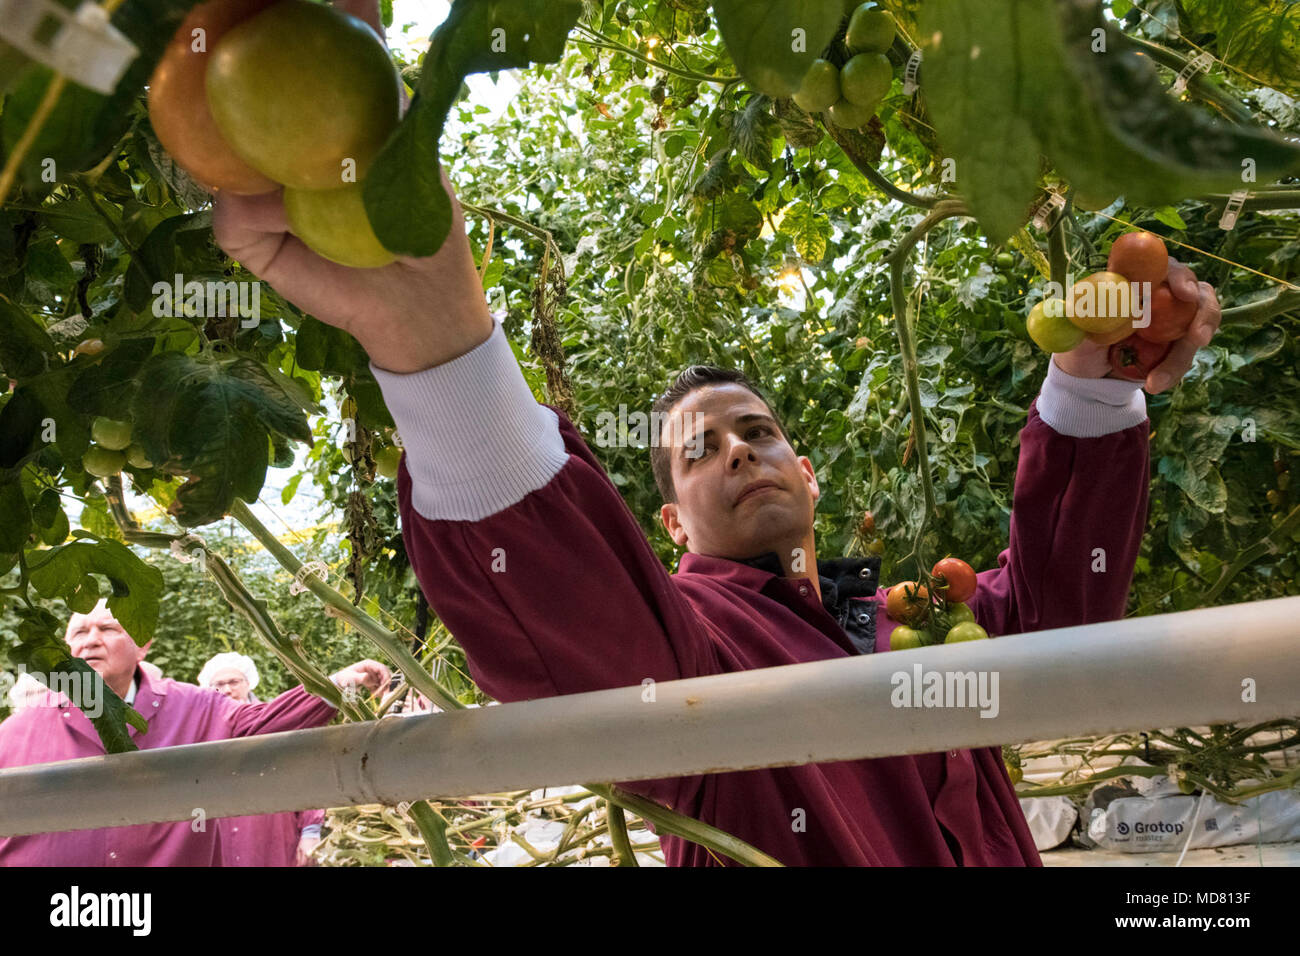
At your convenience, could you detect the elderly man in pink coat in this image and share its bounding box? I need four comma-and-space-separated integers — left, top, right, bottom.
198, 651, 326, 866
0, 599, 389, 866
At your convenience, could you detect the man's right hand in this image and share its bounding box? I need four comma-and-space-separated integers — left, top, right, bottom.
210, 0, 493, 374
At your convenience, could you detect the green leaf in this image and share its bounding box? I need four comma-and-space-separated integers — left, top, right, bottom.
1050, 1, 1300, 203
1150, 206, 1188, 230
366, 0, 584, 257
295, 316, 370, 377
26, 533, 164, 643
782, 202, 831, 261
713, 0, 844, 97
1234, 326, 1287, 365
122, 212, 214, 312
41, 197, 117, 244
733, 95, 780, 167
918, 0, 1045, 241
9, 606, 147, 755
0, 298, 54, 379
67, 337, 155, 418
0, 478, 31, 551
23, 240, 76, 306
129, 352, 313, 526
1181, 0, 1300, 97
0, 388, 44, 468
716, 193, 763, 241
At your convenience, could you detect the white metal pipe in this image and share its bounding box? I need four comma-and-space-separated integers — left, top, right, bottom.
2, 596, 1299, 836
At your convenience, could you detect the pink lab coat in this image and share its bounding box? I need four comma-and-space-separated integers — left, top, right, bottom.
0, 666, 337, 866
218, 808, 325, 867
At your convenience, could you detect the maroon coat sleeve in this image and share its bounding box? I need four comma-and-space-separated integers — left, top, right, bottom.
224, 684, 339, 737
964, 395, 1150, 636
395, 409, 721, 703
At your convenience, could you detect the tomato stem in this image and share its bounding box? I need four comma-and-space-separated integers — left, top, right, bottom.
884, 200, 970, 563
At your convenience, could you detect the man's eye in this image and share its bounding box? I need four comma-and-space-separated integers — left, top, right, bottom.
748, 426, 770, 439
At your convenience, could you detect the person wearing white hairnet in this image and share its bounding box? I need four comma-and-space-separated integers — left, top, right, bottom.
199, 651, 325, 866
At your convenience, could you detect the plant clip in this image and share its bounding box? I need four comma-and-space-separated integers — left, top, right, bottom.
902, 49, 923, 96
0, 0, 138, 94
1171, 51, 1214, 95
168, 534, 206, 564
290, 560, 329, 595
1030, 189, 1066, 231
1218, 189, 1250, 232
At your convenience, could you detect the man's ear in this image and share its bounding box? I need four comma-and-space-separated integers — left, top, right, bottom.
660, 502, 689, 548
135, 640, 152, 665
798, 455, 820, 502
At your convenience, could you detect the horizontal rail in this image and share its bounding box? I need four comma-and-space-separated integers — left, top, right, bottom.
2, 596, 1299, 836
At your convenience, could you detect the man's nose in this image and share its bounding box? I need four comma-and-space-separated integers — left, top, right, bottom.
727, 441, 757, 468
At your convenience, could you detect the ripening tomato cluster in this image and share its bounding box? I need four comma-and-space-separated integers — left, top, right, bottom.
148, 0, 402, 268
1025, 231, 1197, 383
886, 556, 990, 648
792, 4, 896, 130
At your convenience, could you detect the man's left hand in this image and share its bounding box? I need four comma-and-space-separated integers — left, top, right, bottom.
1053, 258, 1223, 393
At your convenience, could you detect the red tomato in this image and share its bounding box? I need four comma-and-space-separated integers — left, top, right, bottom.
1107, 231, 1169, 287
931, 557, 977, 603
1109, 334, 1172, 382
1135, 283, 1198, 344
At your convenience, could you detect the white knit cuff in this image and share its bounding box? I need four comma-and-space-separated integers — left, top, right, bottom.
368, 319, 568, 520
1035, 358, 1147, 438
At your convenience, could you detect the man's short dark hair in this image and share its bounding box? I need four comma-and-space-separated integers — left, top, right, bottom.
649, 366, 790, 503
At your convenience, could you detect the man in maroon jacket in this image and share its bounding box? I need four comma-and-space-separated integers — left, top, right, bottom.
212, 5, 1222, 862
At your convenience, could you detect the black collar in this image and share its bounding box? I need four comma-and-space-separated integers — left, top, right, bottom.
737, 551, 881, 612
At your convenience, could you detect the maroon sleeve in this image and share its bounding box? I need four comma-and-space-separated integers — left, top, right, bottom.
396, 407, 719, 703
226, 684, 339, 737
965, 400, 1150, 635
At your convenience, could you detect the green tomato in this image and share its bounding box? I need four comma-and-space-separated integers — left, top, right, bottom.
996, 252, 1016, 269
91, 416, 133, 451
839, 53, 892, 109
890, 625, 924, 650
374, 444, 402, 479
792, 58, 841, 113
1026, 300, 1086, 354
284, 181, 397, 269
827, 96, 876, 129
82, 446, 126, 478
125, 443, 154, 469
947, 602, 976, 626
846, 4, 896, 54
206, 0, 401, 190
945, 622, 989, 643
